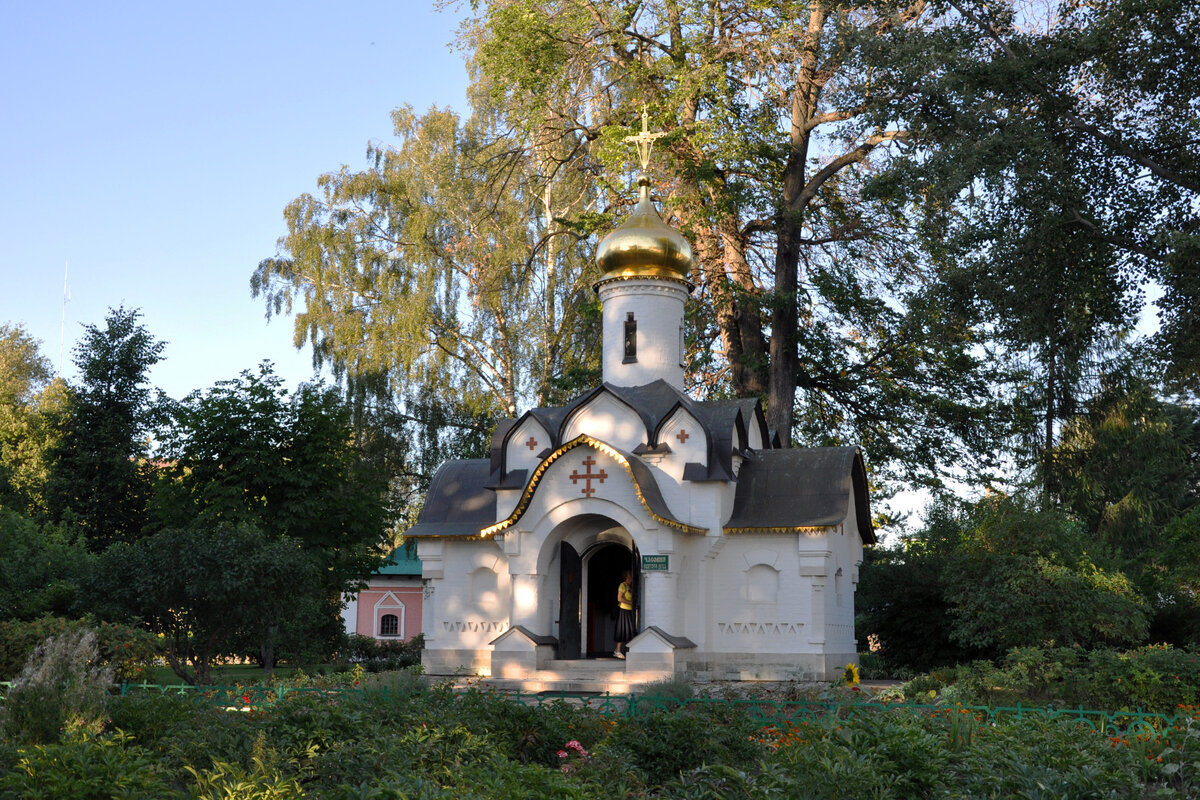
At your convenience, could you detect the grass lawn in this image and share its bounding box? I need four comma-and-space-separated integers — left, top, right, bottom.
142, 663, 317, 685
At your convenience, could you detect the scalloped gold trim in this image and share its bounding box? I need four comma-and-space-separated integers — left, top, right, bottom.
479, 434, 706, 538
722, 525, 834, 535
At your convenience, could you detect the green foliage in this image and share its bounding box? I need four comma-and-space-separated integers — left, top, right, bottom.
596, 705, 763, 782
93, 521, 321, 685
1, 628, 112, 745
46, 306, 165, 550
902, 645, 1200, 713
186, 738, 308, 800
860, 495, 1150, 670
944, 502, 1149, 653
0, 324, 61, 515
0, 732, 181, 800
0, 509, 92, 621
253, 99, 601, 418
339, 633, 423, 673
15, 677, 1200, 798
632, 678, 695, 702
870, 0, 1199, 477
855, 510, 977, 673
142, 363, 389, 674
0, 617, 157, 683
1051, 375, 1200, 557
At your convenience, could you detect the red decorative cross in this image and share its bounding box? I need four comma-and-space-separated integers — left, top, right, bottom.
525, 436, 538, 451
676, 429, 690, 443
569, 456, 608, 497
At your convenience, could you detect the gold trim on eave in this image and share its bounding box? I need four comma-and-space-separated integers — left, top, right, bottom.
722, 525, 835, 535
479, 434, 707, 538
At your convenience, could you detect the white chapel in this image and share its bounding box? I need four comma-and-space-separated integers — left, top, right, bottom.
408, 164, 874, 684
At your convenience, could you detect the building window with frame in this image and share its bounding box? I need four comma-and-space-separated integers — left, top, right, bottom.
623, 312, 637, 363
380, 613, 399, 637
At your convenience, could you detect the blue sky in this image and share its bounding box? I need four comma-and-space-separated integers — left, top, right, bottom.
1, 0, 469, 400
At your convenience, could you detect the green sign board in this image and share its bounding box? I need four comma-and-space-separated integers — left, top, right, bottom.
641, 555, 669, 571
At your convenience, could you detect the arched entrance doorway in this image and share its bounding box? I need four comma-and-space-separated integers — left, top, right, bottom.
557, 535, 639, 659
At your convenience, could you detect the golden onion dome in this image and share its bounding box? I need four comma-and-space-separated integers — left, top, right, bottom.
595, 174, 692, 286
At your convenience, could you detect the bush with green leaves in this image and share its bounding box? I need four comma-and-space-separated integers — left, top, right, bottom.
0, 509, 92, 621
0, 617, 159, 682
0, 732, 180, 800
860, 496, 1151, 672
594, 704, 764, 782
1, 628, 112, 745
14, 676, 1200, 798
902, 644, 1200, 713
339, 632, 424, 672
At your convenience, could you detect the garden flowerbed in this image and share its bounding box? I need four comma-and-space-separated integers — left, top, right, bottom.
2, 677, 1199, 798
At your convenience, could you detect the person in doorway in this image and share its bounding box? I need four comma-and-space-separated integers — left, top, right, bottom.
614, 570, 635, 658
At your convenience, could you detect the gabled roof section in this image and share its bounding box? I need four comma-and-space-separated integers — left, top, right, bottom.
487, 382, 773, 489
488, 418, 517, 483
404, 459, 496, 538
723, 447, 875, 544
481, 434, 706, 538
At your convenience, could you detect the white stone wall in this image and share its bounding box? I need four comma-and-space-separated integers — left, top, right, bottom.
561, 395, 647, 453
419, 539, 510, 673
598, 279, 688, 389
506, 418, 551, 473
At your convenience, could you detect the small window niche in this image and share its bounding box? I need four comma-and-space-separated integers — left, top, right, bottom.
623, 312, 638, 363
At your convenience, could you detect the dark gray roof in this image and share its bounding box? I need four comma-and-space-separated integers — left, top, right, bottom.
485, 437, 706, 536
724, 447, 875, 544
498, 380, 766, 485
404, 459, 496, 537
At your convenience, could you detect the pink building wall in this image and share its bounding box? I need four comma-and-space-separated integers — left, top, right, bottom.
355, 583, 423, 640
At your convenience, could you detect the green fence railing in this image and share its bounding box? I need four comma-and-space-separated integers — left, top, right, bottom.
87, 681, 1194, 740
0, 678, 1186, 740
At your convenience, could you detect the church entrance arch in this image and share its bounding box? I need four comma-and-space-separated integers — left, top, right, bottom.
582, 542, 639, 658
554, 520, 639, 659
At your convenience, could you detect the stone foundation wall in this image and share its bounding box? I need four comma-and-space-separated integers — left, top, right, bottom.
681, 651, 859, 683
421, 648, 492, 677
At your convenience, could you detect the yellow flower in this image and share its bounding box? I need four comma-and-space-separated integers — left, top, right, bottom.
843, 662, 860, 686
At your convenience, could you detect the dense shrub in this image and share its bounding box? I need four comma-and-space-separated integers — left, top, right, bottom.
339, 632, 423, 672
0, 617, 157, 682
10, 674, 1200, 798
0, 733, 180, 800
596, 705, 763, 781
860, 497, 1152, 672
902, 644, 1200, 713
1, 629, 112, 745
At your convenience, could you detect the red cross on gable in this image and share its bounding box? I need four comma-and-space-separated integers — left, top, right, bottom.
676, 428, 690, 443
525, 436, 538, 451
568, 455, 608, 497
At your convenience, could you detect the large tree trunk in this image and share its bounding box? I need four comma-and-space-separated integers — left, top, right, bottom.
767, 2, 827, 443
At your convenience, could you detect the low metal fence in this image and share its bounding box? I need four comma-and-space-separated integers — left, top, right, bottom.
80, 681, 1194, 739
499, 691, 1192, 738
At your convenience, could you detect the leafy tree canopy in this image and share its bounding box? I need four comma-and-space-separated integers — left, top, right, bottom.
0, 508, 92, 621
46, 306, 165, 550
860, 495, 1150, 670
0, 325, 66, 515
147, 363, 390, 670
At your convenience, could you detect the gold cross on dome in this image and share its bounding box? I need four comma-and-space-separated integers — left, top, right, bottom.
624, 106, 668, 172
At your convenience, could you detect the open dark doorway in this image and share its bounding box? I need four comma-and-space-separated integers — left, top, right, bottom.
584, 543, 638, 658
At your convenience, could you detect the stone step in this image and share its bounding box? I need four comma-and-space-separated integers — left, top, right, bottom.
472, 659, 673, 695
478, 674, 667, 695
